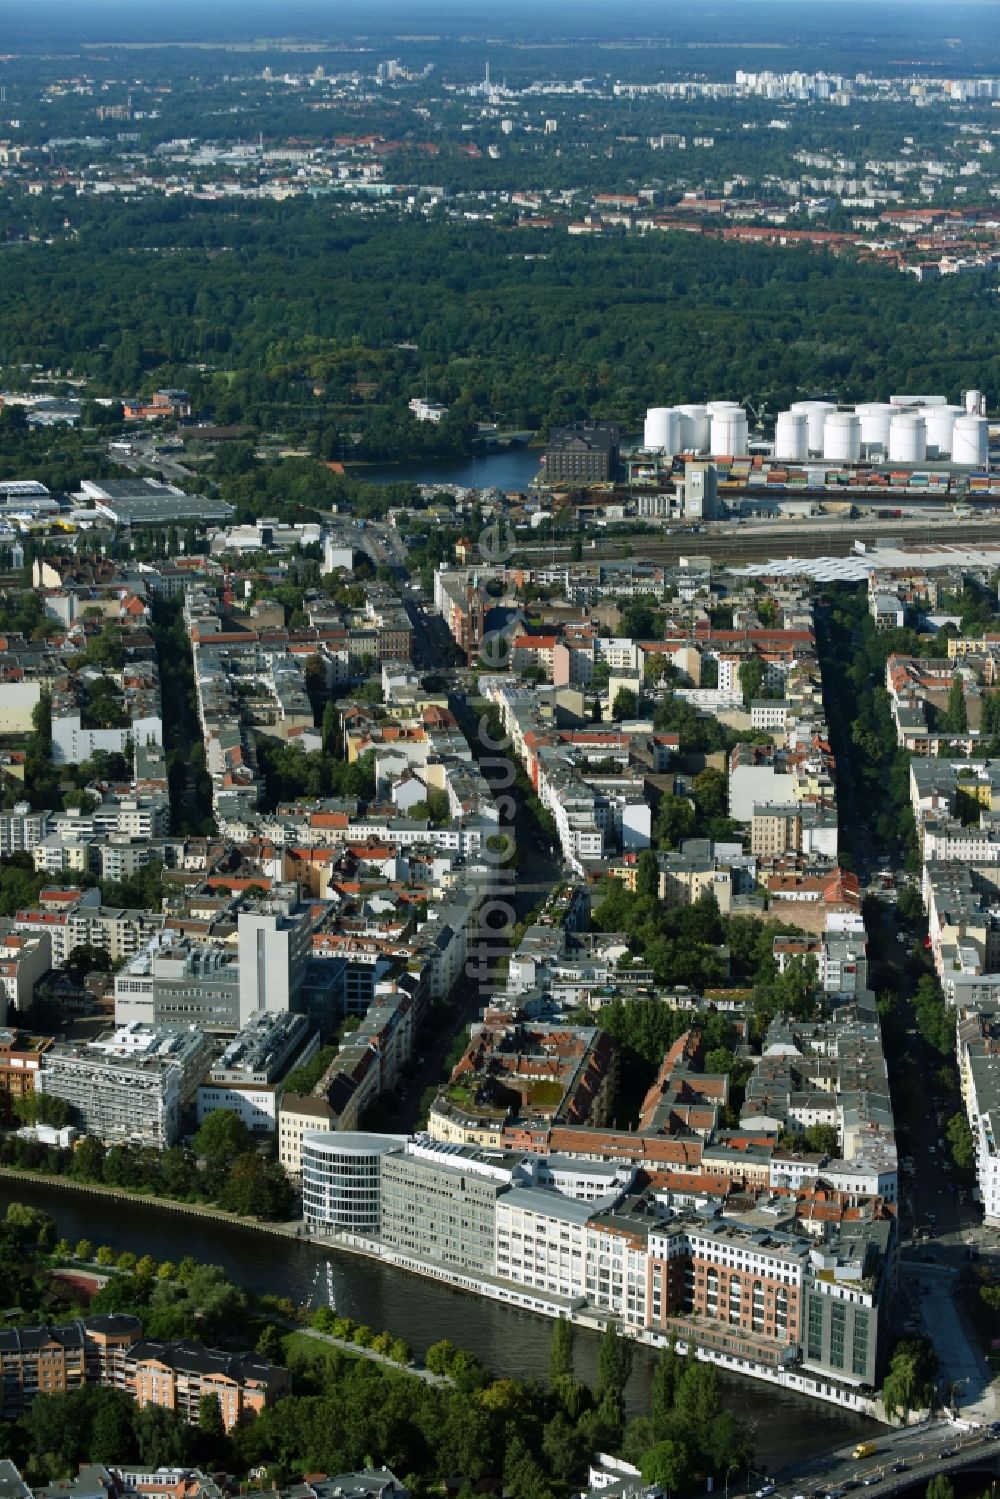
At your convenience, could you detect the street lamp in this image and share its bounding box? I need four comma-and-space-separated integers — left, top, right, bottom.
725, 1464, 739, 1499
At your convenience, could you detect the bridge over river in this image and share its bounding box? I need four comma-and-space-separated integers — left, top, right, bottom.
768, 1419, 1000, 1499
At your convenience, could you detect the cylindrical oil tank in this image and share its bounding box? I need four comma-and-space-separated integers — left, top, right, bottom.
710, 408, 749, 456
952, 414, 989, 467
924, 404, 963, 457
707, 399, 741, 412
676, 404, 710, 452
791, 400, 836, 454
643, 407, 674, 451
965, 389, 984, 416
823, 411, 861, 463
857, 402, 894, 453
888, 412, 926, 465
774, 410, 808, 463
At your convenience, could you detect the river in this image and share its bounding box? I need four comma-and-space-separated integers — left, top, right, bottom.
0, 1178, 875, 1467
353, 448, 544, 492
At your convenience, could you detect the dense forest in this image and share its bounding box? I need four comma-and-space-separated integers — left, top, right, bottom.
0, 204, 997, 452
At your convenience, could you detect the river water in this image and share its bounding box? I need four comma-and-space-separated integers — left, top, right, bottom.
354, 448, 544, 492
1, 1178, 874, 1466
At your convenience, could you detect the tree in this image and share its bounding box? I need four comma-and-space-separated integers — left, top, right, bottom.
738, 656, 766, 710
549, 1316, 575, 1384
693, 767, 727, 821
74, 1238, 93, 1261
641, 1438, 691, 1491
134, 1402, 192, 1468
597, 1321, 634, 1411
940, 676, 968, 734
425, 1339, 457, 1375
881, 1337, 938, 1419
255, 1324, 285, 1365
654, 794, 696, 850
192, 1109, 251, 1162
945, 1112, 975, 1174
197, 1393, 226, 1442
650, 1337, 683, 1431
635, 848, 660, 901
612, 687, 638, 721
926, 1479, 954, 1499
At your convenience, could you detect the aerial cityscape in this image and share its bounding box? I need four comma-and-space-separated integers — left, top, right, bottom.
1, 0, 1000, 1496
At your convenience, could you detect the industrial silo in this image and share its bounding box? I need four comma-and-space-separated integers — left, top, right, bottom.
774, 411, 808, 463
791, 400, 836, 455
676, 404, 711, 453
856, 402, 894, 456
888, 412, 926, 465
823, 411, 862, 464
964, 389, 985, 416
952, 414, 989, 467
710, 407, 749, 456
924, 404, 963, 458
644, 407, 673, 451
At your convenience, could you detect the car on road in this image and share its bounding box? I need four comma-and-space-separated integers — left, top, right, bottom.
842, 1482, 860, 1491
890, 1463, 907, 1473
823, 1489, 845, 1499
938, 1448, 957, 1459
862, 1477, 881, 1487
756, 1485, 775, 1496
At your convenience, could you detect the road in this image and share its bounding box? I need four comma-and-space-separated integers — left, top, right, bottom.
768, 1419, 1000, 1499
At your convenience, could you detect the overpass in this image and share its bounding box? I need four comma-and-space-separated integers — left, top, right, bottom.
772, 1422, 1000, 1499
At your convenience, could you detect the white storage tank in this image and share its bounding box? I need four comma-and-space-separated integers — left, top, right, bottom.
823, 411, 861, 463
676, 404, 710, 453
857, 402, 894, 454
791, 400, 836, 455
964, 389, 985, 416
774, 411, 808, 463
707, 399, 741, 412
644, 407, 678, 452
710, 408, 748, 457
952, 414, 989, 467
888, 412, 926, 465
924, 404, 963, 458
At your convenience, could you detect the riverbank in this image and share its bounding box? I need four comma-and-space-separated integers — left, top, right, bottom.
0, 1174, 874, 1464
306, 1224, 890, 1424
0, 1164, 887, 1422
0, 1164, 303, 1238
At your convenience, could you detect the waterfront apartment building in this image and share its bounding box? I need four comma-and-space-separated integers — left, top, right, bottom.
299, 1128, 894, 1388
799, 1224, 890, 1388
0, 1314, 139, 1418
379, 1138, 512, 1276
130, 1338, 291, 1431
35, 1024, 213, 1147
0, 1315, 288, 1429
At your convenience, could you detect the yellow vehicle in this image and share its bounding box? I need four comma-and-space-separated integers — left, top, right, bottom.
852, 1443, 877, 1461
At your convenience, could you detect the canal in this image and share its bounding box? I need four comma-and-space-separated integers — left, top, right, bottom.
0, 1178, 875, 1467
